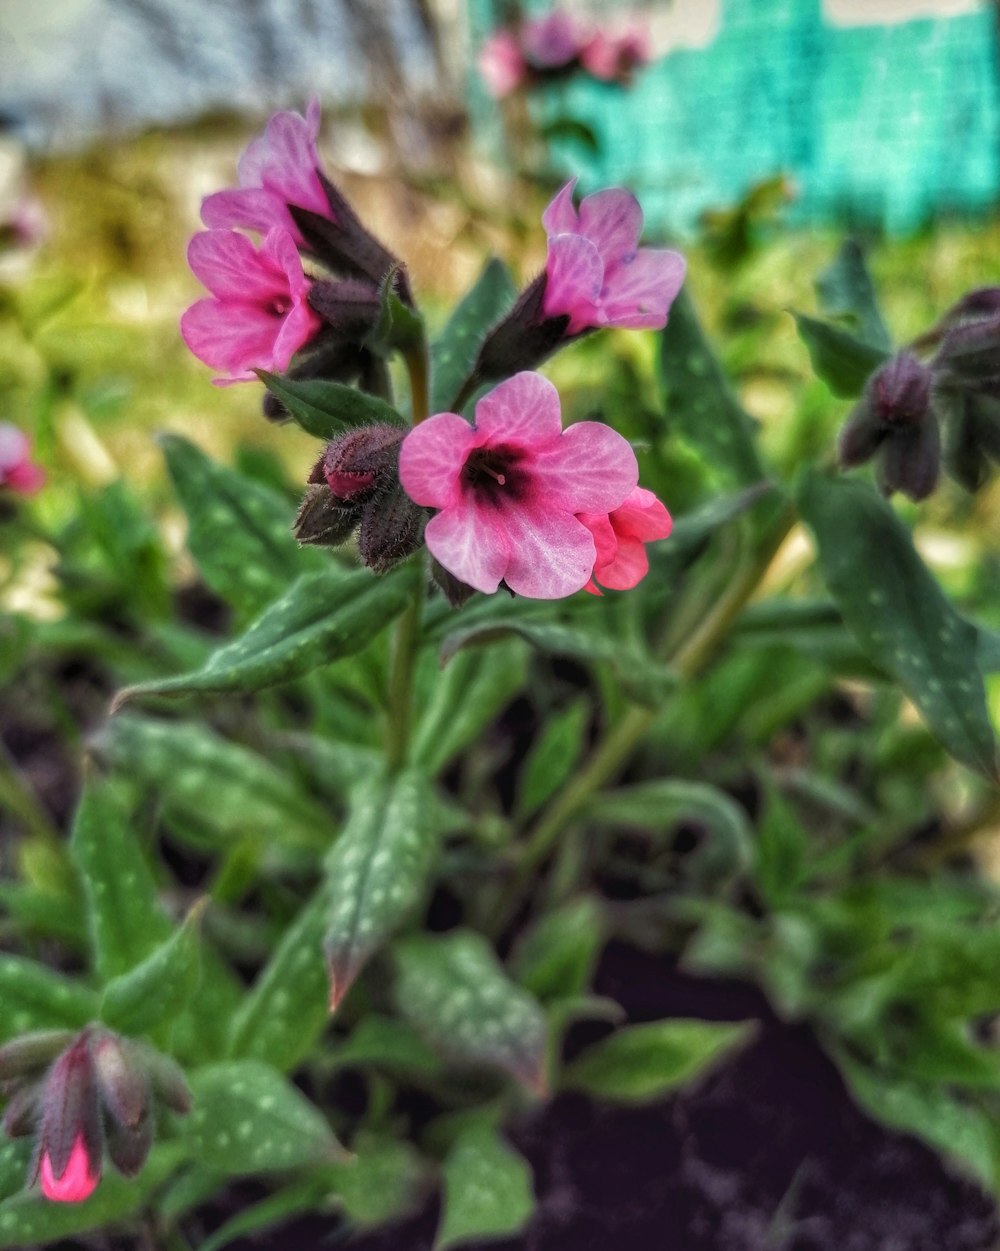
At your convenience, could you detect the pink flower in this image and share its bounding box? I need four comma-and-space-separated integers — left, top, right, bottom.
180, 228, 322, 384
479, 30, 527, 98
201, 100, 329, 246
399, 371, 637, 599
39, 1134, 99, 1203
0, 424, 44, 494
581, 23, 652, 82
542, 179, 686, 336
579, 486, 672, 594
520, 12, 588, 68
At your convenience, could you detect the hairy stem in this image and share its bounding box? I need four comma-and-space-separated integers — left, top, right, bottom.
385, 575, 424, 771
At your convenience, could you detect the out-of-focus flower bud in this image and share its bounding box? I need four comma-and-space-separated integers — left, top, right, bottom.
33, 1034, 103, 1203
0, 1031, 75, 1082
468, 273, 571, 401
838, 352, 941, 501
103, 1105, 154, 1179
933, 314, 1000, 385
941, 392, 1000, 492
91, 1032, 150, 1131
2, 1083, 41, 1138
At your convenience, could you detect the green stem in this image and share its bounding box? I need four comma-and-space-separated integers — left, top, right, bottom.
406, 338, 431, 425
385, 575, 424, 771
0, 738, 60, 844
500, 498, 798, 907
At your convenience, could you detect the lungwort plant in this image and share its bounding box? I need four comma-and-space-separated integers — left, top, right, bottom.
2, 104, 1000, 1247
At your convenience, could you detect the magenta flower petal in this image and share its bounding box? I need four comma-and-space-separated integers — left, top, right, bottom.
201, 187, 289, 236
473, 371, 563, 445
602, 249, 687, 330
541, 179, 580, 235
521, 12, 588, 68
399, 412, 479, 507
0, 424, 45, 495
592, 533, 650, 590
532, 420, 637, 512
501, 506, 596, 599
40, 1135, 99, 1204
187, 230, 286, 301
542, 234, 604, 333
479, 30, 526, 98
576, 189, 644, 265
425, 496, 509, 593
579, 486, 673, 592
181, 298, 282, 380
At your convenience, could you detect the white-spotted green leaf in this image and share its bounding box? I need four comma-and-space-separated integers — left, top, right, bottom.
658, 285, 765, 484
112, 565, 417, 708
227, 882, 333, 1071
0, 1143, 185, 1249
69, 777, 171, 982
792, 312, 889, 398
0, 1141, 31, 1204
0, 956, 97, 1044
412, 641, 527, 775
93, 716, 331, 853
393, 930, 547, 1092
815, 239, 892, 351
257, 371, 406, 440
436, 1121, 535, 1250
430, 257, 516, 414
440, 620, 673, 710
324, 769, 438, 1011
564, 1019, 754, 1102
186, 1060, 345, 1174
798, 472, 998, 779
100, 902, 204, 1036
161, 433, 325, 620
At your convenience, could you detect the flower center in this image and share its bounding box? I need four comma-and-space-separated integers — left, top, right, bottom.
461, 444, 526, 506
268, 296, 292, 318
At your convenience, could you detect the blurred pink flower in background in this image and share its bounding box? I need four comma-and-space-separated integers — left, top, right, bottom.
542, 179, 686, 334
399, 371, 637, 599
581, 22, 652, 83
478, 29, 527, 98
580, 486, 673, 594
180, 227, 321, 384
201, 100, 329, 246
520, 11, 588, 68
0, 423, 45, 495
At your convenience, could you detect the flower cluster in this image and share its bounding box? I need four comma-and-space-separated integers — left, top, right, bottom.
181, 99, 410, 388
0, 423, 44, 495
839, 287, 1000, 499
182, 103, 685, 600
0, 1026, 191, 1203
479, 11, 652, 98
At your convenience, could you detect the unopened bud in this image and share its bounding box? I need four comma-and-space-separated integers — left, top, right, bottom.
34, 1034, 103, 1202
934, 315, 1000, 385
321, 424, 406, 502
136, 1045, 192, 1117
2, 1082, 41, 1138
869, 352, 932, 428
91, 1032, 150, 1130
942, 393, 1000, 492
307, 278, 382, 338
104, 1105, 153, 1178
469, 273, 572, 401
293, 484, 360, 548
838, 401, 884, 469
431, 559, 475, 608
0, 1031, 75, 1083
876, 412, 940, 501
356, 479, 426, 573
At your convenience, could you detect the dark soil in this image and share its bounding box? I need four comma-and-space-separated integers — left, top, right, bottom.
213, 941, 999, 1251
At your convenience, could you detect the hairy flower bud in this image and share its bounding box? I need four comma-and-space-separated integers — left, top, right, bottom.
293, 484, 361, 547
91, 1032, 150, 1131
2, 1083, 41, 1138
0, 1031, 75, 1083
33, 1034, 103, 1203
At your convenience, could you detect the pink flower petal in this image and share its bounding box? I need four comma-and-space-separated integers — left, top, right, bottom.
399, 412, 478, 508
473, 371, 564, 447
425, 495, 510, 593
187, 231, 286, 301
577, 188, 643, 264
237, 107, 327, 216
579, 511, 617, 566
181, 298, 284, 377
594, 533, 649, 590
40, 1137, 99, 1204
543, 234, 604, 332
531, 420, 637, 512
479, 31, 526, 98
501, 505, 596, 598
541, 179, 581, 236
5, 461, 45, 494
602, 248, 686, 330
0, 424, 30, 471
612, 487, 673, 542
200, 186, 289, 235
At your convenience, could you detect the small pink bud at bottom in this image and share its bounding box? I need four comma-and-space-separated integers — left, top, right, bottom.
39, 1135, 99, 1202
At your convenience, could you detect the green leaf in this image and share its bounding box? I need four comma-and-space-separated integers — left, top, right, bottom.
587, 780, 753, 873
257, 372, 405, 441
511, 896, 604, 1002
792, 312, 889, 398
754, 784, 809, 907
0, 1144, 185, 1249
833, 1048, 1000, 1189
329, 1015, 441, 1077
815, 239, 892, 351
798, 472, 998, 779
0, 956, 98, 1044
539, 115, 600, 154
436, 1122, 535, 1250
197, 1174, 331, 1251
518, 701, 589, 819
430, 257, 516, 414
69, 777, 171, 982
658, 285, 765, 484
324, 769, 439, 1010
93, 716, 332, 854
186, 1060, 345, 1175
227, 883, 333, 1072
112, 566, 417, 708
368, 266, 426, 357
0, 1141, 31, 1204
100, 901, 204, 1036
161, 433, 325, 620
328, 1133, 425, 1227
564, 1019, 754, 1102
439, 620, 673, 709
412, 641, 527, 775
393, 930, 547, 1092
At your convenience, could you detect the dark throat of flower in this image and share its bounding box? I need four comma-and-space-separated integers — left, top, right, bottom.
461, 445, 526, 506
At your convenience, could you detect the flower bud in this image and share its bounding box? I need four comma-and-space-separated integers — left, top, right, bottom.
103, 1105, 153, 1179
2, 1082, 41, 1138
356, 479, 426, 574
138, 1047, 192, 1116
942, 393, 1000, 492
0, 1031, 75, 1083
91, 1032, 150, 1130
431, 559, 476, 607
293, 484, 360, 548
307, 278, 383, 339
934, 315, 1000, 385
869, 352, 933, 428
321, 424, 407, 502
469, 273, 572, 400
33, 1034, 103, 1203
875, 410, 941, 501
